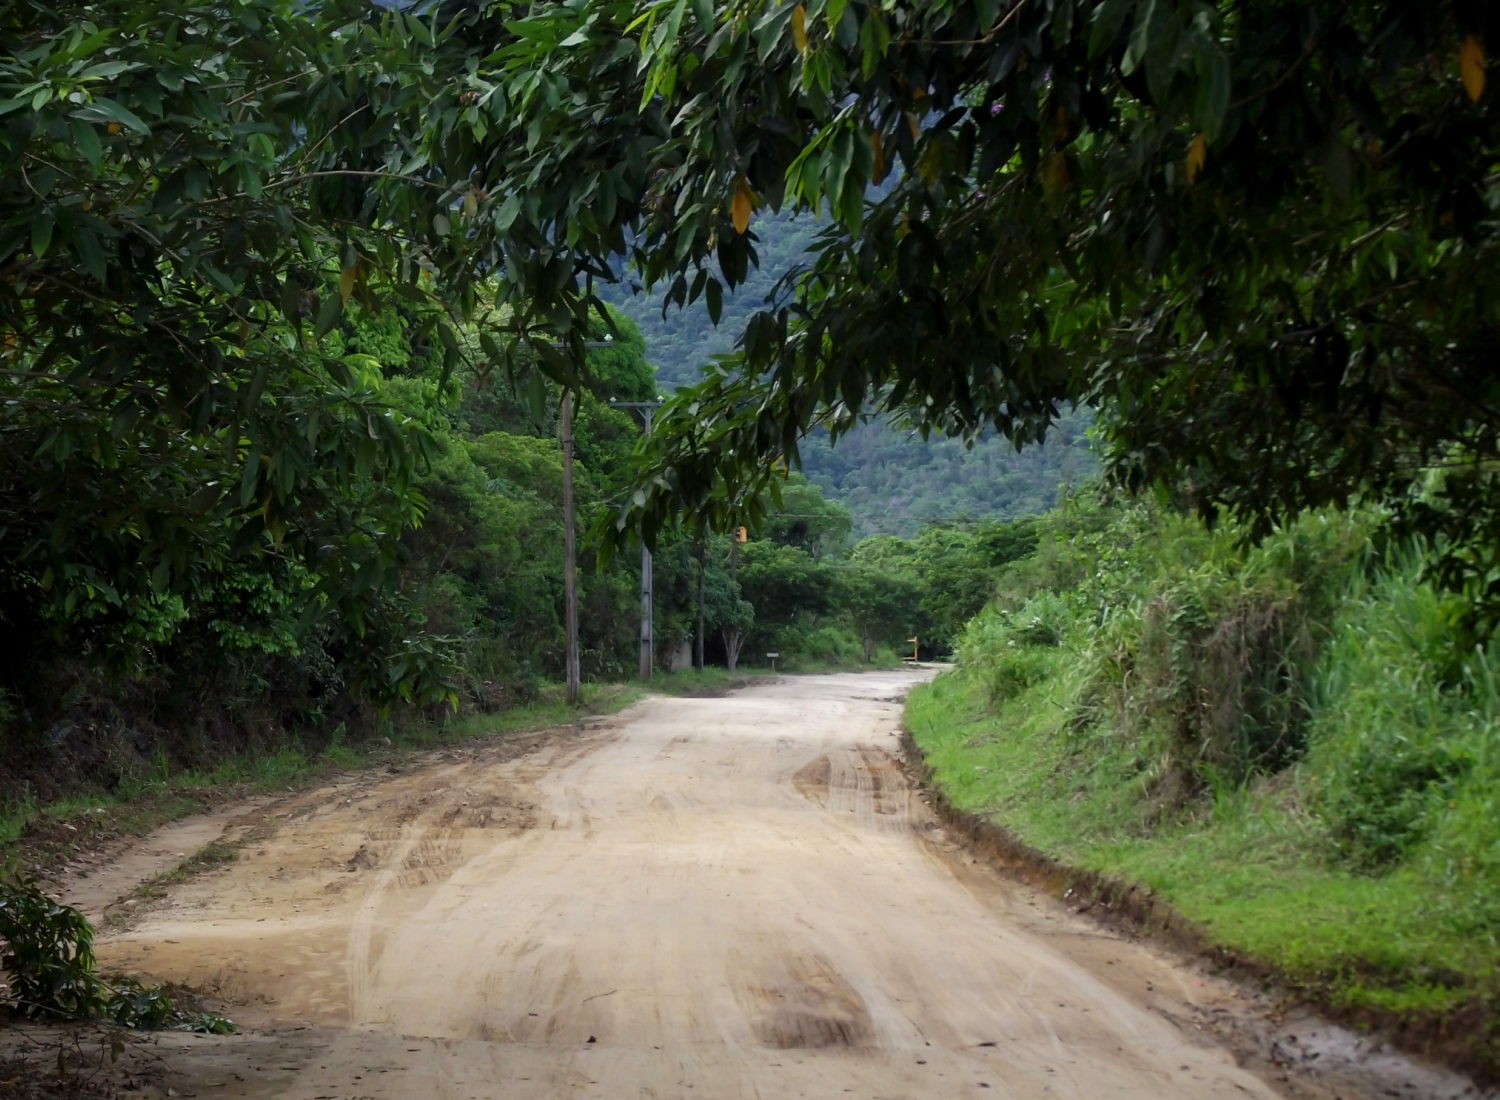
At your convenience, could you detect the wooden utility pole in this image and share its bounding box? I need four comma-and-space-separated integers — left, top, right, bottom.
637, 404, 654, 680
640, 539, 653, 679
611, 399, 663, 680
561, 388, 580, 705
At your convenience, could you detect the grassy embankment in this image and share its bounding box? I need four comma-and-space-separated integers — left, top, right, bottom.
0, 668, 744, 864
906, 502, 1500, 1074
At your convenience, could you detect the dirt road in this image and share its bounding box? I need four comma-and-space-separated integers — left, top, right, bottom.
89, 672, 1312, 1099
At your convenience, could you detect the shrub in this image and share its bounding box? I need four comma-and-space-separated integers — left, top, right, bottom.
1306, 564, 1500, 876
1322, 739, 1471, 868
958, 592, 1073, 705
0, 873, 231, 1032
1067, 509, 1364, 796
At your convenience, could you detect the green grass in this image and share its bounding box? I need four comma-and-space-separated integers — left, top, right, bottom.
774, 653, 909, 674
1, 668, 750, 869
906, 668, 1499, 1021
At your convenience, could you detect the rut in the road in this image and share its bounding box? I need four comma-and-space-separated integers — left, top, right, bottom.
89, 672, 1303, 1100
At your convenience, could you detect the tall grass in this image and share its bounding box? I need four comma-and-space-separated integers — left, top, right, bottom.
909, 501, 1500, 1032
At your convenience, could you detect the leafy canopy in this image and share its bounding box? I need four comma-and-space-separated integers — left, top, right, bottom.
402, 0, 1496, 615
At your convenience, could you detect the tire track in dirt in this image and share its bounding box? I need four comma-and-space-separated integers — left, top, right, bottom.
75, 674, 1487, 1100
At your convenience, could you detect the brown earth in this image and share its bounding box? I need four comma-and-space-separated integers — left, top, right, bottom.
3, 671, 1490, 1100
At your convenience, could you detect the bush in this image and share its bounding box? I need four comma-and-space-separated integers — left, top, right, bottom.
1066, 508, 1364, 794
767, 624, 867, 667
1322, 739, 1471, 868
0, 873, 100, 1020
915, 499, 1500, 1025
1306, 565, 1500, 881
0, 873, 231, 1032
958, 592, 1073, 705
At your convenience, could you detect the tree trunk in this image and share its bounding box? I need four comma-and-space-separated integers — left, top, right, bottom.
723, 537, 741, 671
561, 389, 580, 705
694, 539, 706, 671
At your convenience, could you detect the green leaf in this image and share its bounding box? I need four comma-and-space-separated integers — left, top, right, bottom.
280, 279, 303, 327
240, 162, 263, 199
706, 275, 723, 325
78, 61, 143, 80
1121, 0, 1157, 76
31, 210, 54, 258
239, 448, 262, 509
479, 332, 506, 367
313, 294, 343, 339
82, 97, 149, 135
492, 194, 520, 235
1088, 0, 1131, 59
824, 127, 855, 217
70, 119, 103, 168
1194, 40, 1231, 140
73, 227, 108, 284
322, 356, 351, 387
526, 368, 548, 425
858, 11, 889, 78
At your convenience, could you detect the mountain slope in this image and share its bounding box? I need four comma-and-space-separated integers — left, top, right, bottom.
599, 213, 1096, 535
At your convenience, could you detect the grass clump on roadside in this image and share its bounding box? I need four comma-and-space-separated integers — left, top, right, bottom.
906, 499, 1500, 1069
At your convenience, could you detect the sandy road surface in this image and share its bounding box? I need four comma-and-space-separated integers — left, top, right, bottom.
89, 670, 1298, 1100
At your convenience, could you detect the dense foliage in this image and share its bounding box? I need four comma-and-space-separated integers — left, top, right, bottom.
0, 0, 478, 716
11, 0, 1493, 753
421, 0, 1498, 633
910, 498, 1500, 1054
0, 872, 231, 1030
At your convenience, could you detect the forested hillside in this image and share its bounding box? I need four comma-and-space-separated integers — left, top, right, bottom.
596, 212, 819, 391
598, 215, 1095, 536
799, 415, 1094, 537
